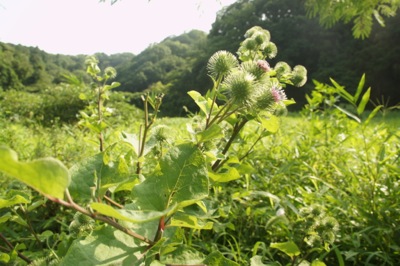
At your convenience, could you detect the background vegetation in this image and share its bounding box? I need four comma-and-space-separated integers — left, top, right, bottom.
1, 0, 399, 118
0, 0, 399, 265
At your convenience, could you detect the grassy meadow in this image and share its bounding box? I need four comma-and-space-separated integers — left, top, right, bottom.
1, 105, 399, 264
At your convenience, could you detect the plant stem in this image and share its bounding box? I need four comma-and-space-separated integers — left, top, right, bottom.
206, 75, 223, 128
48, 191, 153, 245
239, 130, 265, 161
98, 85, 104, 153
19, 205, 41, 245
0, 233, 32, 264
212, 118, 248, 171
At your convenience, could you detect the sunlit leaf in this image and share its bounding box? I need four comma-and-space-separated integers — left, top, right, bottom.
0, 146, 69, 199
209, 166, 241, 182
270, 241, 301, 258
258, 114, 279, 133
357, 87, 371, 115
354, 74, 366, 102
0, 194, 30, 209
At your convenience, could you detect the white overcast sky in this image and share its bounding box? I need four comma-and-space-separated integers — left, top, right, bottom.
0, 0, 236, 55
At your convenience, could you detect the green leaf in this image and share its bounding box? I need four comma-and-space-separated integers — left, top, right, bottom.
196, 124, 223, 143
103, 81, 121, 91
357, 87, 371, 115
187, 90, 211, 116
91, 202, 170, 223
0, 252, 10, 264
169, 212, 213, 230
204, 251, 239, 266
0, 146, 70, 199
69, 153, 128, 201
161, 245, 205, 265
311, 260, 327, 266
60, 226, 145, 266
0, 194, 30, 209
0, 212, 12, 224
330, 78, 353, 103
258, 114, 279, 133
364, 105, 383, 125
354, 74, 366, 102
132, 143, 209, 213
209, 166, 241, 182
333, 104, 361, 123
251, 255, 278, 266
270, 241, 301, 258
373, 9, 385, 27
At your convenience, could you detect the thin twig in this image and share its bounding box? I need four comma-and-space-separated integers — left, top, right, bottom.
0, 234, 32, 264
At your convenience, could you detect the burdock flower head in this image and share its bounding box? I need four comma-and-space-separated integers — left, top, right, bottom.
207, 50, 239, 80
271, 85, 287, 103
222, 70, 257, 108
257, 60, 271, 72
255, 80, 286, 111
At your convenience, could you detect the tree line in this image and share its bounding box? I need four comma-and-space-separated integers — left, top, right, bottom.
1, 0, 399, 117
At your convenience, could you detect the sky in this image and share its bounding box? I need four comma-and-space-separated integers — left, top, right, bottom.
0, 0, 236, 55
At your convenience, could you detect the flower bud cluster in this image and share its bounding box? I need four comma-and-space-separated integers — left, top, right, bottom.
206, 26, 307, 115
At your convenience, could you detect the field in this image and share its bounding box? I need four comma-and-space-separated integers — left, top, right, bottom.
0, 41, 399, 265
1, 106, 399, 265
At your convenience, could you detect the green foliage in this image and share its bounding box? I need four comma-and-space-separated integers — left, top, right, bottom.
304, 0, 400, 39
1, 24, 400, 266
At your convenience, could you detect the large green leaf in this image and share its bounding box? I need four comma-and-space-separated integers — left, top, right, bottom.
0, 146, 69, 199
60, 225, 146, 266
132, 143, 209, 213
69, 152, 128, 201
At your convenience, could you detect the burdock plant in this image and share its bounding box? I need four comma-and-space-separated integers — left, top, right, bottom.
190, 26, 307, 171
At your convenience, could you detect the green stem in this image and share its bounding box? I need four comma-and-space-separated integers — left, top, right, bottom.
98, 85, 104, 153
48, 190, 153, 245
0, 233, 32, 264
19, 205, 41, 245
205, 75, 223, 128
212, 118, 248, 171
239, 130, 265, 161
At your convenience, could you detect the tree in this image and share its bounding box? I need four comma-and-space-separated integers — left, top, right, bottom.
304, 0, 400, 39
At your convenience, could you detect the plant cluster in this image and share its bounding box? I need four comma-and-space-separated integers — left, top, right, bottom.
0, 24, 399, 266
0, 26, 308, 265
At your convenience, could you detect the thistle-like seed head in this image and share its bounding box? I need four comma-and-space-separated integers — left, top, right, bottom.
223, 70, 257, 107
207, 50, 238, 79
